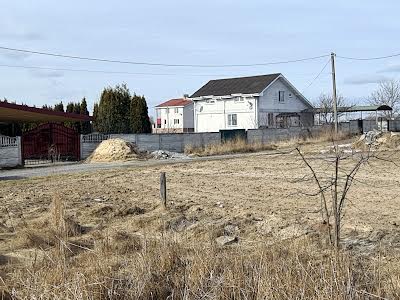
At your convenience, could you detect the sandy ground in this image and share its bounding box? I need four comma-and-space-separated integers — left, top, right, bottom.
1, 143, 400, 259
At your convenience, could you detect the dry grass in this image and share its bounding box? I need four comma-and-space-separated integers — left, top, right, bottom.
185, 129, 352, 156
1, 196, 400, 299
1, 228, 399, 299
185, 138, 277, 156
1, 143, 399, 299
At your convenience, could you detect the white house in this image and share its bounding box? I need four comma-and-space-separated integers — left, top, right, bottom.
154, 98, 194, 133
189, 73, 314, 132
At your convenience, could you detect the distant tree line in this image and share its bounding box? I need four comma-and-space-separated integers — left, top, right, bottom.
93, 84, 152, 134
20, 98, 91, 134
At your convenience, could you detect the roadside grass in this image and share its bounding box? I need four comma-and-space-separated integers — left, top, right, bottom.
1, 196, 399, 299
185, 128, 352, 156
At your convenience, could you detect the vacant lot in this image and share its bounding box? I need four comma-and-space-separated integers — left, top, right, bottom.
1, 143, 400, 298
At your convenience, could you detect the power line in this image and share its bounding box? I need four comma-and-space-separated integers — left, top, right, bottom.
0, 45, 329, 68
337, 52, 400, 61
302, 59, 330, 93
0, 63, 222, 77
0, 63, 332, 78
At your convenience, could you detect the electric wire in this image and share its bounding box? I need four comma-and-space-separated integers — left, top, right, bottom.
302, 59, 331, 93
0, 64, 229, 77
0, 45, 329, 68
0, 63, 331, 78
337, 53, 400, 61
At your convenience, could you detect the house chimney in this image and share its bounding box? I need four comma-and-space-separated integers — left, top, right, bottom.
183, 94, 189, 99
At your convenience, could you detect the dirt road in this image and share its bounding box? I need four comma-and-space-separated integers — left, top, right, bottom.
0, 150, 286, 180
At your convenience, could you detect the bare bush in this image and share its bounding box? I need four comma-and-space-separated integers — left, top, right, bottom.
296, 145, 374, 248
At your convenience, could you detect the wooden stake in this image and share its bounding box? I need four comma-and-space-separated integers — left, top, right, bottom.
160, 172, 167, 208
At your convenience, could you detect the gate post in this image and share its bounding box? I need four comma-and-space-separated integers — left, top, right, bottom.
17, 136, 23, 166
79, 134, 83, 161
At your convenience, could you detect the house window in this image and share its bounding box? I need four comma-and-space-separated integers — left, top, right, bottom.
174, 108, 179, 113
174, 119, 180, 125
228, 114, 237, 126
278, 91, 285, 102
164, 120, 167, 125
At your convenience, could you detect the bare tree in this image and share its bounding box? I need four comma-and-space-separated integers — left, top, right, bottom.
315, 93, 348, 124
296, 145, 371, 248
369, 79, 400, 118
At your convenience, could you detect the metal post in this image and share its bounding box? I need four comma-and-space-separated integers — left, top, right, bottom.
331, 52, 338, 134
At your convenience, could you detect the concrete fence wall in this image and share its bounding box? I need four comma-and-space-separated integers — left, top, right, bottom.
0, 136, 22, 168
80, 123, 358, 159
80, 132, 221, 159
389, 120, 400, 132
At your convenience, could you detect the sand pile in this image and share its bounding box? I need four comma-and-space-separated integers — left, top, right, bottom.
86, 138, 139, 163
377, 132, 400, 149
352, 131, 400, 150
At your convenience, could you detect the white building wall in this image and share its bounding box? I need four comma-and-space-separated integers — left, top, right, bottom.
258, 78, 311, 127
194, 97, 257, 132
156, 104, 194, 132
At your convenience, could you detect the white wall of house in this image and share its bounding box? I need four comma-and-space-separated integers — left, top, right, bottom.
155, 103, 194, 132
194, 96, 257, 132
258, 78, 311, 127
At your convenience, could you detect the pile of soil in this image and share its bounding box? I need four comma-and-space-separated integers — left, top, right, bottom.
352, 132, 400, 150
86, 139, 139, 163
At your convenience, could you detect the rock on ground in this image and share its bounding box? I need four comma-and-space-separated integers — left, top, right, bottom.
215, 235, 238, 246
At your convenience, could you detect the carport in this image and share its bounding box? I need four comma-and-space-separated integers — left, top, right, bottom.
0, 101, 92, 164
308, 105, 393, 125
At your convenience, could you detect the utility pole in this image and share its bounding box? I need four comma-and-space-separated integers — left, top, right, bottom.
331, 52, 338, 134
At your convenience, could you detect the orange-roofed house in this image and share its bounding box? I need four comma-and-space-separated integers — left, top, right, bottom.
154, 97, 194, 133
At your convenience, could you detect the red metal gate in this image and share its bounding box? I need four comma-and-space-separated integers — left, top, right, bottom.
22, 123, 80, 161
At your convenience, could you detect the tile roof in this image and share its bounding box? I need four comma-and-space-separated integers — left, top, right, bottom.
190, 73, 281, 98
156, 98, 193, 108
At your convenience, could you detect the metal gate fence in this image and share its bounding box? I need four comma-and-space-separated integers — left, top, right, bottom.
22, 123, 80, 161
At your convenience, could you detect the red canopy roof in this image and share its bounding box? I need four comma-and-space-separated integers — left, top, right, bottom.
0, 101, 93, 122
156, 98, 192, 108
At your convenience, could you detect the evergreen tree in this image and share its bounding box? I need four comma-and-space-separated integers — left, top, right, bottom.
65, 102, 75, 129
53, 101, 64, 112
80, 97, 91, 134
73, 103, 82, 133
131, 95, 152, 133
96, 84, 132, 133
93, 102, 99, 132
66, 102, 74, 113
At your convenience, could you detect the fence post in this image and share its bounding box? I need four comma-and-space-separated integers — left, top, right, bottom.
160, 172, 167, 208
17, 136, 23, 166
80, 135, 83, 160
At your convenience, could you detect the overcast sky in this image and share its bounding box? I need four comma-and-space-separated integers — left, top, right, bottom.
1, 0, 400, 116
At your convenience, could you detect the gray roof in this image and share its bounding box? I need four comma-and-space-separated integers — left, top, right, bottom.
190, 73, 281, 98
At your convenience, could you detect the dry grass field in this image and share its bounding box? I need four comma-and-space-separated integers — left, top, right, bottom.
1, 140, 400, 299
